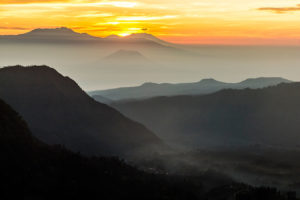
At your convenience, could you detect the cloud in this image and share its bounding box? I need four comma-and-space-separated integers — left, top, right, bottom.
75, 12, 113, 18
0, 0, 68, 3
116, 15, 177, 21
258, 4, 300, 13
0, 26, 29, 30
0, 0, 138, 8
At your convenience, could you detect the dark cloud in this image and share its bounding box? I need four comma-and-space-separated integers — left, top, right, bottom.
258, 4, 300, 13
0, 26, 30, 30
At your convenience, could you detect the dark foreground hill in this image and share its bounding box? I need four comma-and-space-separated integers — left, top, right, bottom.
0, 65, 164, 156
0, 98, 194, 200
113, 83, 300, 149
0, 98, 295, 200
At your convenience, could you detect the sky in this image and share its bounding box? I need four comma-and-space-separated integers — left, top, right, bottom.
0, 0, 300, 45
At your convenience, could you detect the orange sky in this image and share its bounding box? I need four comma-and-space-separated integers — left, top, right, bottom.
1, 0, 300, 45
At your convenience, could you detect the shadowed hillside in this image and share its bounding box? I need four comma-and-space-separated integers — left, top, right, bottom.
0, 65, 164, 156
0, 98, 296, 200
0, 98, 198, 199
113, 82, 300, 149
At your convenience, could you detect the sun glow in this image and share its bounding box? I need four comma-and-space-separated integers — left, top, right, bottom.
0, 0, 300, 45
118, 33, 131, 37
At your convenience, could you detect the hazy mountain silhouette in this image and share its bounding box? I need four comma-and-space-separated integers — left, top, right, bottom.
1, 27, 299, 91
105, 34, 122, 39
0, 27, 100, 43
113, 82, 300, 149
90, 77, 291, 101
0, 27, 169, 45
0, 27, 192, 58
0, 65, 164, 156
103, 49, 150, 63
21, 27, 96, 39
125, 33, 171, 46
105, 33, 170, 44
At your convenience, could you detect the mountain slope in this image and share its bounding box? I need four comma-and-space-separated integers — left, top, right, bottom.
1, 98, 287, 200
93, 95, 114, 104
0, 98, 198, 199
0, 65, 164, 156
113, 83, 300, 148
90, 77, 291, 101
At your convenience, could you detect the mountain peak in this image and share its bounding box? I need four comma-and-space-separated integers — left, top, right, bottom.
1, 65, 62, 76
126, 33, 156, 39
125, 33, 169, 45
0, 65, 63, 80
240, 77, 292, 85
104, 49, 148, 61
20, 27, 96, 40
141, 82, 158, 87
115, 49, 143, 55
198, 78, 223, 84
25, 27, 75, 35
242, 77, 290, 82
105, 34, 122, 39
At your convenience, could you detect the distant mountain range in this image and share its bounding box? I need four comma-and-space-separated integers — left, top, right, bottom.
0, 27, 191, 67
0, 27, 99, 43
112, 82, 300, 149
0, 65, 164, 156
0, 27, 172, 46
90, 77, 292, 102
0, 27, 191, 58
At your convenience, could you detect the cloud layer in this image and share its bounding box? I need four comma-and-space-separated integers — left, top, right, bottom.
258, 4, 300, 13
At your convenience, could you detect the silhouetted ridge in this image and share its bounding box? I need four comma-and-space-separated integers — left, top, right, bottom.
0, 65, 164, 156
141, 82, 159, 87
125, 33, 171, 45
0, 98, 32, 140
26, 27, 75, 34
21, 27, 95, 38
91, 77, 291, 101
198, 78, 224, 84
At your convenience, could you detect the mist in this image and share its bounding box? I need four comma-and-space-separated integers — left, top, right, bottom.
1, 41, 300, 91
